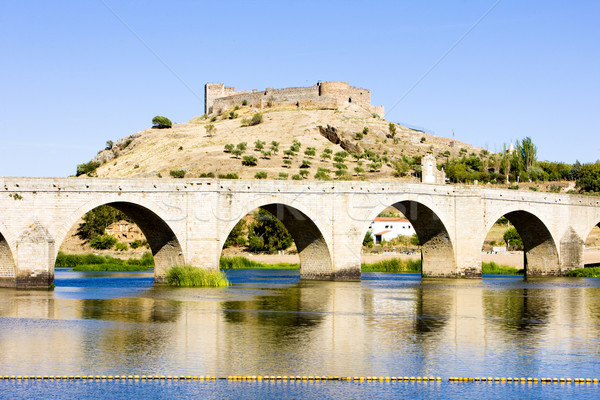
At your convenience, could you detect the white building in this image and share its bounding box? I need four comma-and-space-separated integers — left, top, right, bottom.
368, 217, 416, 244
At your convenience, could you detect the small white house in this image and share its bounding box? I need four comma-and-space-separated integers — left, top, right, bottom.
368, 217, 416, 244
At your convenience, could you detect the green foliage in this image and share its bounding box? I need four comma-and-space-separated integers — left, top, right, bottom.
169, 169, 186, 178
224, 143, 234, 153
548, 185, 561, 193
218, 173, 239, 179
388, 123, 396, 138
152, 115, 172, 129
220, 256, 298, 270
76, 205, 131, 241
291, 174, 302, 181
320, 149, 332, 161
114, 242, 128, 251
198, 172, 215, 178
420, 136, 426, 143
247, 209, 293, 253
241, 112, 263, 126
105, 140, 114, 149
361, 258, 421, 273
254, 139, 265, 150
231, 148, 243, 158
283, 149, 295, 158
363, 232, 374, 248
482, 261, 523, 275
9, 193, 23, 200
277, 172, 289, 180
270, 141, 279, 154
529, 186, 539, 191
76, 161, 101, 177
166, 265, 230, 287
283, 159, 293, 167
304, 147, 316, 158
56, 251, 154, 269
290, 139, 301, 153
355, 132, 364, 140
503, 227, 523, 249
255, 171, 268, 179
508, 185, 519, 190
392, 159, 410, 177
576, 161, 600, 192
410, 234, 420, 247
565, 266, 600, 277
242, 155, 258, 166
210, 116, 217, 122
236, 142, 247, 151
89, 234, 118, 250
205, 124, 216, 136
300, 159, 312, 168
362, 127, 369, 135
372, 113, 380, 118
224, 219, 246, 248
315, 167, 331, 180
299, 169, 309, 178
130, 239, 148, 249
260, 150, 272, 159
242, 99, 248, 106
228, 110, 238, 119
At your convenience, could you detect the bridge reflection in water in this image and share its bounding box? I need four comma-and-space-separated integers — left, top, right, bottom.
1, 270, 600, 377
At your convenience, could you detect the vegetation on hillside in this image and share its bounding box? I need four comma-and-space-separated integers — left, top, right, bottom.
152, 115, 172, 129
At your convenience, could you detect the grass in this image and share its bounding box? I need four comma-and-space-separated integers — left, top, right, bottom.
166, 265, 230, 287
220, 256, 299, 269
565, 266, 600, 277
56, 251, 154, 271
481, 261, 523, 275
361, 258, 421, 273
73, 263, 153, 271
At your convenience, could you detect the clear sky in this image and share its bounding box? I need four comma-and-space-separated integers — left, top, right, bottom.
1, 0, 599, 177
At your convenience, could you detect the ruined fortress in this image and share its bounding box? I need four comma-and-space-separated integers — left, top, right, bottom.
204, 81, 385, 118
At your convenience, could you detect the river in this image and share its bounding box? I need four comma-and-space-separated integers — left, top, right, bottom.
1, 269, 599, 399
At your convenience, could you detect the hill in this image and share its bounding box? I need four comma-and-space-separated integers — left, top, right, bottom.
85, 103, 482, 181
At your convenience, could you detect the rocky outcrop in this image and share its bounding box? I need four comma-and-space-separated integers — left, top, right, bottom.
318, 125, 362, 155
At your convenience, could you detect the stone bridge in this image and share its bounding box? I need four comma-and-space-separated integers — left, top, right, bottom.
1, 177, 599, 288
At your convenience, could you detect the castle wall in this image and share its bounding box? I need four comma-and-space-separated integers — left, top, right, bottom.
205, 81, 385, 117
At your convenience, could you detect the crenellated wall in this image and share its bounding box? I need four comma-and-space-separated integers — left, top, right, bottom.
204, 81, 385, 117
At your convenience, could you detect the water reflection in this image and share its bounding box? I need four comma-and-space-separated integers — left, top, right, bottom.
1, 271, 600, 379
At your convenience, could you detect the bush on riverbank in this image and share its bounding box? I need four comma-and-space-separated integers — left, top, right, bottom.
166, 265, 230, 287
361, 258, 421, 273
56, 251, 154, 270
220, 256, 299, 269
565, 266, 600, 277
481, 261, 523, 275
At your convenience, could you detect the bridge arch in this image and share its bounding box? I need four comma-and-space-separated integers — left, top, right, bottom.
55, 195, 185, 282
0, 222, 16, 287
482, 208, 560, 275
362, 197, 456, 277
218, 200, 335, 280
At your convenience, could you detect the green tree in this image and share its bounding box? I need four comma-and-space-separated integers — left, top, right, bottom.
152, 115, 172, 129
503, 227, 523, 250
76, 205, 132, 241
247, 209, 293, 253
363, 232, 374, 248
254, 140, 266, 150
224, 219, 247, 248
89, 234, 118, 250
76, 161, 101, 177
304, 147, 316, 158
205, 124, 216, 137
388, 122, 396, 138
576, 161, 600, 192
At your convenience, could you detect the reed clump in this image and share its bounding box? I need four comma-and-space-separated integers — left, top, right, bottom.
220, 256, 299, 269
481, 261, 524, 275
564, 266, 600, 277
166, 265, 230, 287
361, 258, 421, 273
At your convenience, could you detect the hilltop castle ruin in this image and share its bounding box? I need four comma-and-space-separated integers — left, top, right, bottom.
204, 81, 384, 118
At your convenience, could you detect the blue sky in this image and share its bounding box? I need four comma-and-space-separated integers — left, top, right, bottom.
1, 0, 598, 177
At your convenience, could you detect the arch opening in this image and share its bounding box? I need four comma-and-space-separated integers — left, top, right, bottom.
56, 202, 184, 283
220, 204, 335, 280
0, 230, 16, 287
363, 201, 456, 277
583, 222, 600, 268
482, 211, 559, 276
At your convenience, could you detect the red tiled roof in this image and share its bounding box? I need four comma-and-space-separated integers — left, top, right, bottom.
374, 230, 391, 235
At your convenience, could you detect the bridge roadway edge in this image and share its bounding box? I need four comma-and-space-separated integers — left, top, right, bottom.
0, 177, 599, 288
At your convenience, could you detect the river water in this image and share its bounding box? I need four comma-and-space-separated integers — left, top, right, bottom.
1, 269, 600, 399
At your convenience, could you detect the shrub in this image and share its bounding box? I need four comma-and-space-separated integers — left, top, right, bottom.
304, 147, 316, 158
254, 140, 265, 150
228, 111, 238, 119
242, 99, 248, 106
247, 209, 293, 253
270, 141, 279, 154
166, 265, 229, 287
224, 143, 234, 153
355, 132, 364, 140
115, 242, 128, 251
299, 170, 309, 178
503, 227, 523, 250
549, 185, 561, 193
508, 185, 519, 190
210, 116, 217, 122
241, 112, 263, 126
261, 150, 272, 159
89, 234, 118, 250
363, 232, 374, 248
283, 159, 292, 167
361, 258, 421, 273
205, 124, 216, 136
130, 239, 147, 249
237, 142, 247, 151
363, 127, 369, 135
300, 160, 311, 168
105, 140, 114, 150
242, 155, 258, 166
152, 115, 172, 129
76, 161, 101, 177
198, 172, 215, 178
388, 123, 396, 138
315, 167, 331, 180
277, 172, 288, 180
231, 149, 243, 158
169, 169, 186, 178
218, 173, 239, 179
372, 113, 380, 118
255, 171, 268, 179
291, 174, 302, 181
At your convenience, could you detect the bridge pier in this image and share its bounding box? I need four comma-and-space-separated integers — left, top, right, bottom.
15, 222, 55, 289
